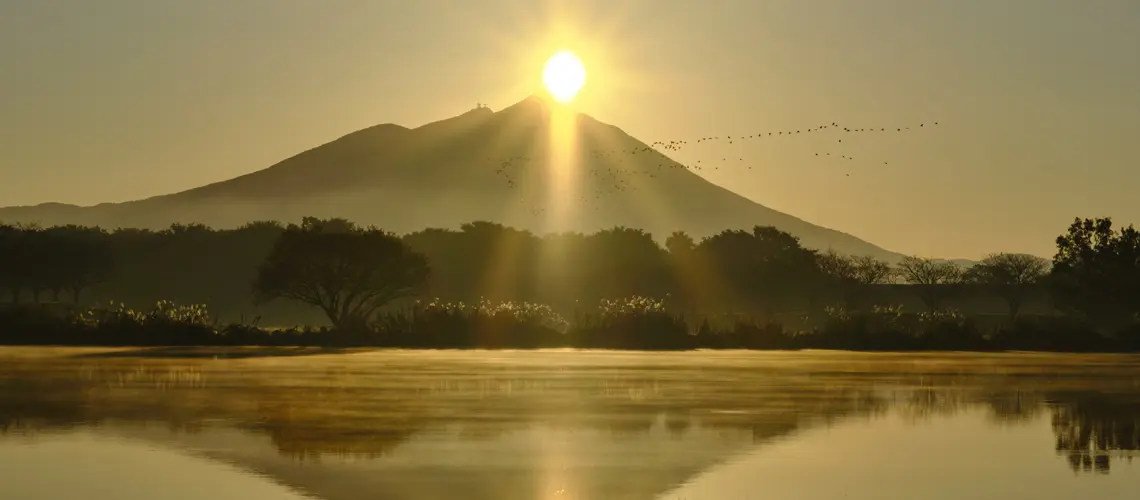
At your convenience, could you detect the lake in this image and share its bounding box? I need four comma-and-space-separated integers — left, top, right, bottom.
1, 348, 1137, 499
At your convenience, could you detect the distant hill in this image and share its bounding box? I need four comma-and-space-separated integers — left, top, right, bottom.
0, 95, 905, 261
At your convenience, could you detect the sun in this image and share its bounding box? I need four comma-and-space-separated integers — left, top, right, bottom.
542, 50, 587, 103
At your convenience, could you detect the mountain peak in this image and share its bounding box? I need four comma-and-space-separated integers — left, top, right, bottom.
521, 93, 551, 106
500, 93, 570, 114
459, 106, 494, 118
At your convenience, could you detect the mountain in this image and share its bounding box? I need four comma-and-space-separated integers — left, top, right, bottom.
0, 95, 903, 260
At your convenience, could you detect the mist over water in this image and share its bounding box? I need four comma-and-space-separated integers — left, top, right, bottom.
2, 349, 1137, 499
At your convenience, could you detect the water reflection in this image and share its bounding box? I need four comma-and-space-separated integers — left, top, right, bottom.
0, 348, 1138, 499
0, 432, 313, 500
663, 409, 1138, 500
1051, 392, 1140, 474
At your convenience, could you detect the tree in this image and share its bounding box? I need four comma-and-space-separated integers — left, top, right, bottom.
0, 224, 25, 303
850, 255, 896, 285
57, 226, 115, 304
817, 250, 856, 280
964, 253, 1048, 319
664, 231, 699, 309
696, 226, 823, 315
297, 216, 356, 234
818, 250, 896, 309
665, 231, 695, 256
253, 218, 430, 328
1051, 217, 1140, 322
0, 225, 48, 303
585, 227, 669, 299
896, 256, 963, 311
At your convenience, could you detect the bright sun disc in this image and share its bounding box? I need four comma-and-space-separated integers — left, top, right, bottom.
542, 50, 586, 103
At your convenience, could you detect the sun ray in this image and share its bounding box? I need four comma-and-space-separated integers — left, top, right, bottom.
543, 102, 581, 229
470, 109, 548, 304
578, 125, 736, 309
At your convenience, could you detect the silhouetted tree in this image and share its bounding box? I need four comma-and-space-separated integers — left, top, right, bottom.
253, 218, 430, 328
584, 227, 669, 300
664, 231, 699, 309
404, 222, 542, 304
696, 226, 822, 315
1051, 217, 1140, 324
0, 224, 114, 304
0, 224, 27, 303
817, 250, 855, 280
897, 256, 963, 311
9, 215, 1131, 330
819, 250, 895, 309
850, 255, 896, 285
964, 253, 1048, 319
297, 216, 356, 234
18, 226, 48, 303
665, 231, 695, 255
65, 226, 115, 302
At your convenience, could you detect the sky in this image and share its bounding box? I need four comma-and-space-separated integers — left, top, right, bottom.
1, 0, 1138, 259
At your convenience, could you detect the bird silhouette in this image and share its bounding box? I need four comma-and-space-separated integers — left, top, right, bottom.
482, 116, 942, 194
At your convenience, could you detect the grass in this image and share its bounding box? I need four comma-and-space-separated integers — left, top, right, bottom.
1, 298, 1139, 352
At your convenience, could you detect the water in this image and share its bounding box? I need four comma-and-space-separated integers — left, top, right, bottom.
1, 347, 1137, 499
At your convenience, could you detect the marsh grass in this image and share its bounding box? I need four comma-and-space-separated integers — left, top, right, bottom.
1, 298, 1137, 352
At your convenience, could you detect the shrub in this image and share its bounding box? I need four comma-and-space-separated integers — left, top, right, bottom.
0, 303, 72, 343
807, 306, 918, 350
912, 309, 987, 350
696, 319, 793, 349
991, 315, 1111, 352
2, 298, 1137, 352
1115, 316, 1140, 351
375, 298, 569, 348
572, 296, 692, 350
72, 301, 217, 345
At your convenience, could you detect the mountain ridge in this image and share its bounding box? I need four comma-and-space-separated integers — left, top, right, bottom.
0, 96, 906, 261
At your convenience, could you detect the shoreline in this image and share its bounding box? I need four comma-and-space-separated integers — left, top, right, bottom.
3, 345, 1140, 357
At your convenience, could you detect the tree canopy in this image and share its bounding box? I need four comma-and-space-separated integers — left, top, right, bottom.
964, 253, 1048, 318
0, 224, 114, 304
253, 218, 430, 327
1051, 217, 1140, 322
896, 256, 963, 311
4, 215, 1138, 328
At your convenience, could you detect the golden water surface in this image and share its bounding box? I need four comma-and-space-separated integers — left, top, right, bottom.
1, 348, 1137, 499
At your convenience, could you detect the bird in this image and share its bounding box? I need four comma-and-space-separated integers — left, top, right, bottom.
482, 113, 944, 193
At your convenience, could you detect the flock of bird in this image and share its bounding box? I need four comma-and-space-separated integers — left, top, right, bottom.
483, 118, 942, 217
488, 154, 632, 217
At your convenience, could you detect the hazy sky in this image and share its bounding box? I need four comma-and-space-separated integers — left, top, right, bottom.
2, 0, 1138, 258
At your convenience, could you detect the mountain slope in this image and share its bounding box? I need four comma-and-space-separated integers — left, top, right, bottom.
0, 96, 903, 260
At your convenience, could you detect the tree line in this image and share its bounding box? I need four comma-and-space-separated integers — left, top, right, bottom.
1, 216, 1138, 329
